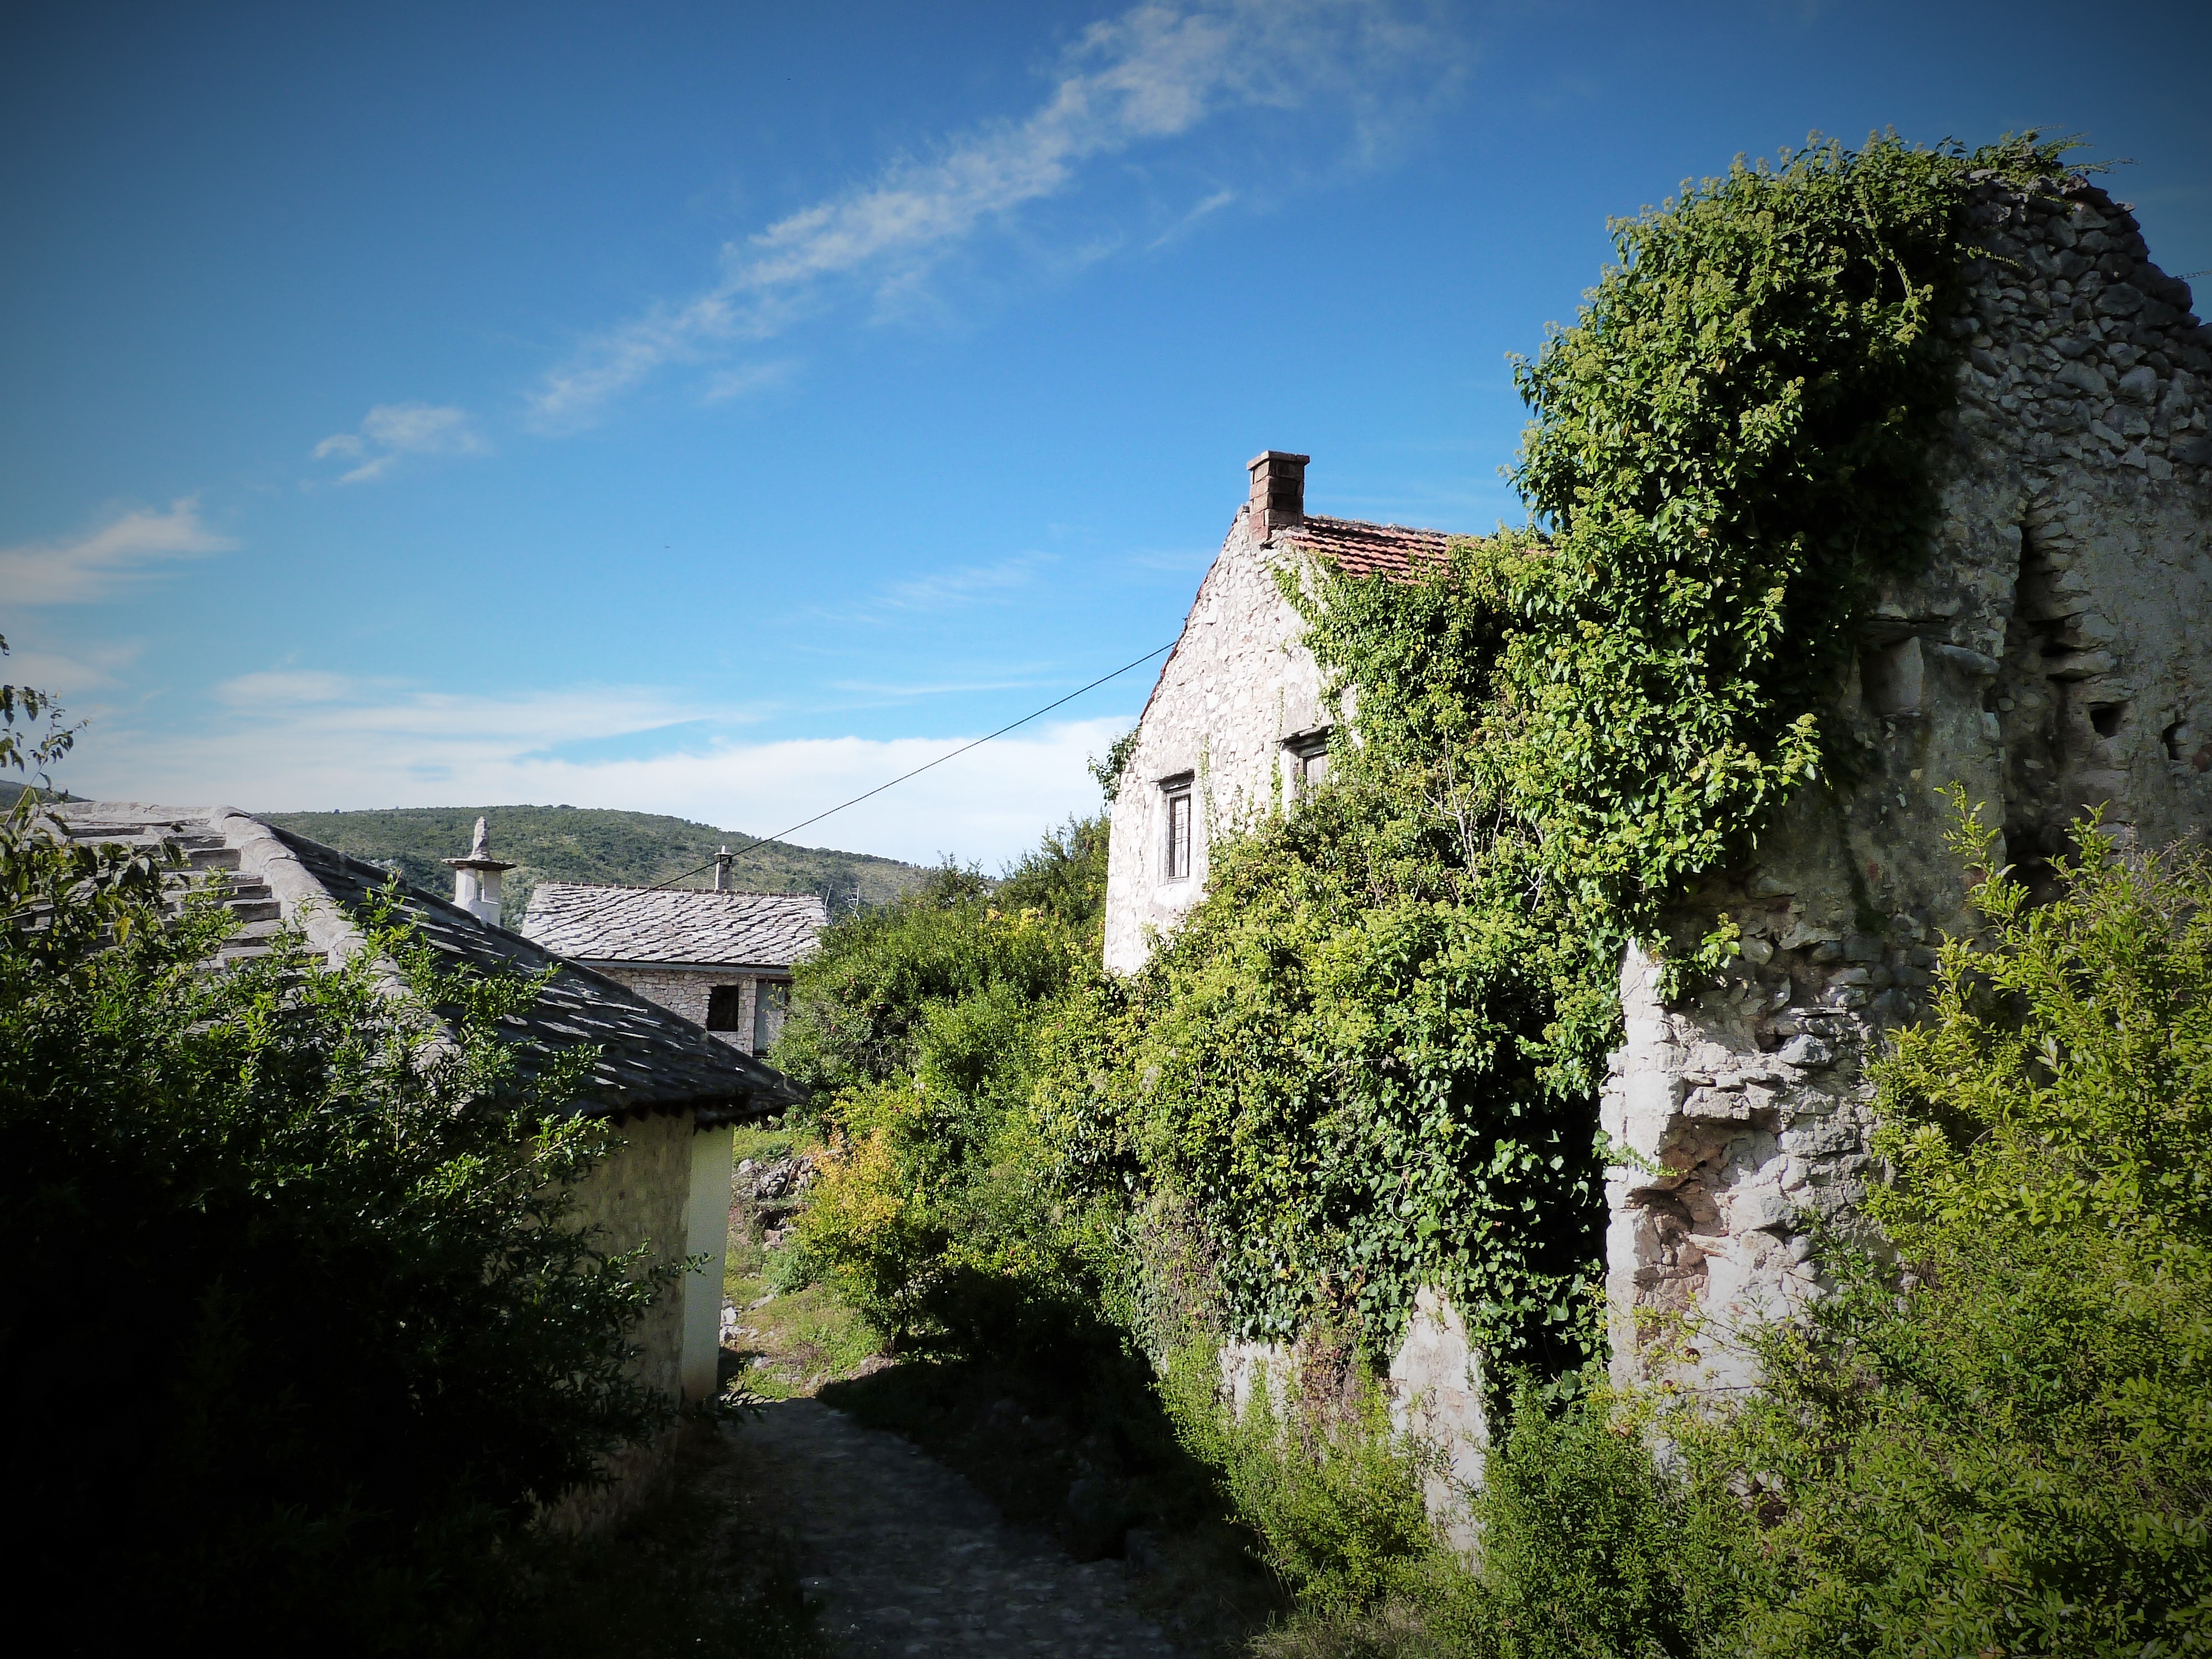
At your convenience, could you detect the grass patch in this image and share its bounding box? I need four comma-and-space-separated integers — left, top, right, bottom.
722, 1280, 884, 1400
493, 1426, 826, 1659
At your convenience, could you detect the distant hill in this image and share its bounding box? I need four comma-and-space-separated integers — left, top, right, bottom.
255, 805, 930, 920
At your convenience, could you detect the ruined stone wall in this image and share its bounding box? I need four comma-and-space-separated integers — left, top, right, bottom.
1604, 178, 2212, 1392
1103, 508, 1329, 973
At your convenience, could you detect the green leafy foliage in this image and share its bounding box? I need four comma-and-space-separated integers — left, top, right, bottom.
1460, 1375, 1757, 1658
778, 824, 1109, 1350
1502, 133, 2068, 958
1160, 1338, 1443, 1618
1710, 803, 2212, 1656
1042, 133, 2072, 1391
2, 688, 680, 1648
1381, 811, 2212, 1659
1039, 740, 1609, 1370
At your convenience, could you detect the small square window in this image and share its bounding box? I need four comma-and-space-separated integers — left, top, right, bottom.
706, 984, 742, 1031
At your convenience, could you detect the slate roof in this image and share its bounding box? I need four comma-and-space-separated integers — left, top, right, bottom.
519, 884, 828, 970
52, 802, 799, 1123
1278, 514, 1457, 580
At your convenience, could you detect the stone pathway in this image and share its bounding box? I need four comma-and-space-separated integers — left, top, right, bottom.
724, 1397, 1184, 1658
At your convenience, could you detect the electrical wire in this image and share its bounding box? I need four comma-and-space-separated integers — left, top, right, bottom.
643, 640, 1175, 891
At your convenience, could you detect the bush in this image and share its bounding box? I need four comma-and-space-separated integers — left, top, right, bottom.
1716, 803, 2212, 1657
778, 822, 1108, 1352
0, 686, 677, 1649
1160, 1338, 1447, 1619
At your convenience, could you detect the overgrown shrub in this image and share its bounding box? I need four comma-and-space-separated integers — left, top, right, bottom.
0, 661, 678, 1651
1713, 804, 2212, 1656
779, 822, 1109, 1351
1159, 1338, 1446, 1619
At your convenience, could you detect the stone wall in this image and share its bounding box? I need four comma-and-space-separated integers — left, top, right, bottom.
595, 963, 789, 1055
1103, 509, 1329, 973
1604, 176, 2212, 1392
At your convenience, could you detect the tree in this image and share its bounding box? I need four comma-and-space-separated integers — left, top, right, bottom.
0, 648, 677, 1651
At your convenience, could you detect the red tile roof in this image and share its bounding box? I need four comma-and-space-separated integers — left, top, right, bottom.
1278, 514, 1457, 580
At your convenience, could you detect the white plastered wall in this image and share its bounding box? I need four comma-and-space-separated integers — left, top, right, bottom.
681, 1123, 734, 1402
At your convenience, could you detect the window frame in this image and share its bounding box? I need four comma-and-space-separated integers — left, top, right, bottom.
1159, 771, 1196, 883
705, 983, 743, 1032
752, 977, 790, 1052
1282, 727, 1332, 800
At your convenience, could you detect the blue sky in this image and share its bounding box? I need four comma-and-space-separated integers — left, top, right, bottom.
6, 0, 2208, 866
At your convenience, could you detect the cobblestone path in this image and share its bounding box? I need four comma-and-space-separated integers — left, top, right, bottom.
724, 1397, 1183, 1658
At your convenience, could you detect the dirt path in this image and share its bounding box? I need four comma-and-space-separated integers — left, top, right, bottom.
723, 1396, 1185, 1658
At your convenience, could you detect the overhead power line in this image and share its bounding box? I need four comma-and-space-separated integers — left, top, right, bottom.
645, 640, 1176, 891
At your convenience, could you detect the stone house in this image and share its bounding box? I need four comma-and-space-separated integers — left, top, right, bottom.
55, 801, 797, 1504
1104, 177, 2212, 1463
519, 855, 827, 1058
1103, 448, 1455, 973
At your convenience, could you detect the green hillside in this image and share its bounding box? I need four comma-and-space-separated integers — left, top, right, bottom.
258, 804, 930, 920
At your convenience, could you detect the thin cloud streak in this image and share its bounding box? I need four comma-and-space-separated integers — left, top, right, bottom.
314, 403, 489, 483
0, 499, 234, 604
530, 0, 1459, 428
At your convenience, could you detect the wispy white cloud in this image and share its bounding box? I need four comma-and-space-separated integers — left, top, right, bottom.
0, 499, 234, 604
877, 555, 1052, 613
530, 0, 1460, 428
1147, 186, 1237, 249
57, 666, 1133, 866
313, 403, 488, 483
701, 359, 796, 403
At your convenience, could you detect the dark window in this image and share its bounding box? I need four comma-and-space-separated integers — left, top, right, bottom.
753, 980, 790, 1052
706, 984, 742, 1031
1164, 789, 1193, 881
1284, 728, 1332, 799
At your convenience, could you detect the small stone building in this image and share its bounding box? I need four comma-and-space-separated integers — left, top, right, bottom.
520, 865, 827, 1057
1103, 448, 1458, 973
55, 801, 796, 1503
1104, 176, 2212, 1463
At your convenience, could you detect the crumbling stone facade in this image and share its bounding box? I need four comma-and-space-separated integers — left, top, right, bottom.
1605, 177, 2212, 1392
1107, 178, 2212, 1436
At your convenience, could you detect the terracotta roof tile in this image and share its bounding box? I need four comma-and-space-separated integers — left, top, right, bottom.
1278, 514, 1457, 580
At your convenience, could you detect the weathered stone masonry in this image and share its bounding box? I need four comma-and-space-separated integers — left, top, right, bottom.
1105, 177, 2212, 1459
1604, 176, 2212, 1393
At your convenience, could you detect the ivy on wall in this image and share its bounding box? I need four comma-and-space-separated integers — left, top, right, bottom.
1048, 133, 2077, 1379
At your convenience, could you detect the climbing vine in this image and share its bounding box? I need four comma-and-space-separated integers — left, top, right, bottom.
1042, 132, 2079, 1380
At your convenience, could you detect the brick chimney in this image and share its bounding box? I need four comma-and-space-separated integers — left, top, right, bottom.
1247, 451, 1310, 539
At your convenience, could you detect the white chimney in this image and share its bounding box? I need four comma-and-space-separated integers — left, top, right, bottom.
443, 815, 517, 927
